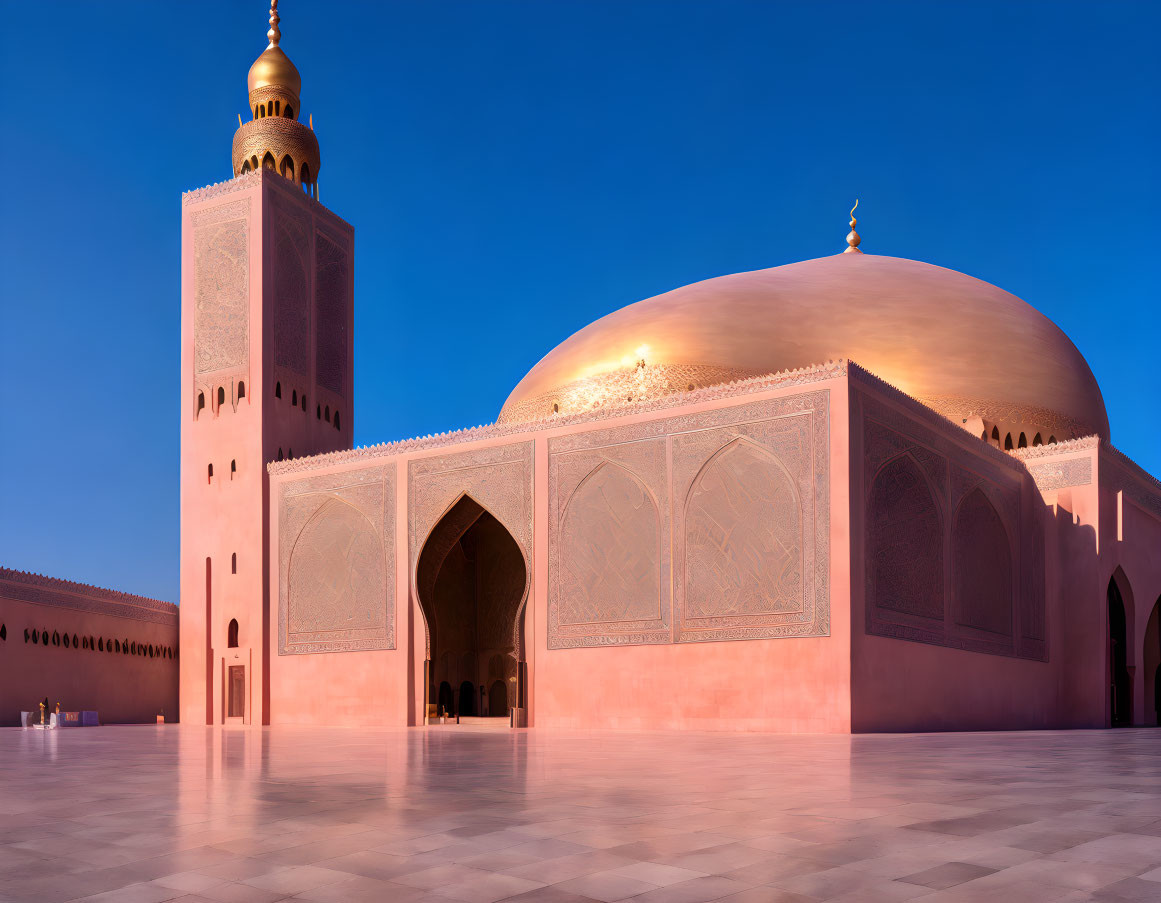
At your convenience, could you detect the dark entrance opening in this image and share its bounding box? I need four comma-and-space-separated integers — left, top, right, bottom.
1109, 578, 1131, 726
459, 680, 477, 716
417, 495, 527, 721
437, 681, 453, 717
489, 680, 508, 718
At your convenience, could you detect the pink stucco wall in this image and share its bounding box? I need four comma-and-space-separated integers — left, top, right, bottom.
0, 570, 178, 726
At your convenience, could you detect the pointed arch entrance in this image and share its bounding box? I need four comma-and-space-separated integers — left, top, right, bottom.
1144, 595, 1161, 727
416, 495, 528, 723
1108, 570, 1134, 726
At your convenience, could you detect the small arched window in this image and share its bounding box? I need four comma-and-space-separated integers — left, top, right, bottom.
1004, 433, 1014, 451
98, 637, 104, 651
286, 105, 294, 119
334, 411, 340, 430
217, 386, 225, 407
208, 463, 214, 483
316, 404, 321, 420
24, 628, 30, 642
275, 381, 282, 399
230, 459, 237, 479
1049, 435, 1057, 444
52, 631, 60, 646
301, 163, 312, 192
197, 392, 205, 417
1032, 433, 1043, 446
72, 634, 78, 648
237, 381, 245, 400
274, 100, 281, 116
325, 405, 330, 422
277, 448, 284, 461
990, 426, 1000, 444
228, 619, 239, 648
231, 552, 237, 574
1018, 432, 1028, 448
41, 630, 48, 645
281, 155, 295, 180
131, 642, 136, 654
262, 151, 276, 170
300, 394, 307, 412
288, 448, 293, 459
241, 160, 251, 174
291, 389, 298, 405
123, 639, 129, 654
114, 639, 120, 653
0, 624, 5, 641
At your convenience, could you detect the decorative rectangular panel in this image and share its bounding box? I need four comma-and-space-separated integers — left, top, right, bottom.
315, 230, 348, 396
277, 464, 395, 654
859, 390, 1046, 661
547, 390, 831, 648
192, 199, 249, 375
271, 196, 311, 375
548, 434, 670, 648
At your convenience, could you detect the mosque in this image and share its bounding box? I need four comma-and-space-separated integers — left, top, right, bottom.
174, 2, 1161, 732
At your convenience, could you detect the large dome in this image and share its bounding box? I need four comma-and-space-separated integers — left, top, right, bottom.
498, 253, 1108, 441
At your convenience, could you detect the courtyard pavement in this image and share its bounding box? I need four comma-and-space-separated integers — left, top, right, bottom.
1, 727, 1160, 902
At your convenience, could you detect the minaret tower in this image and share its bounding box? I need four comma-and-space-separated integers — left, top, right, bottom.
178, 1, 354, 726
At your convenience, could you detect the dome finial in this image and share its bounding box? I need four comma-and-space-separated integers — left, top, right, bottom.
267, 0, 281, 48
843, 199, 862, 254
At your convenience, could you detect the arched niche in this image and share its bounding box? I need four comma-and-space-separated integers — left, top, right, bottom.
953, 488, 1013, 636
867, 453, 944, 620
1108, 567, 1136, 726
287, 497, 387, 642
558, 461, 661, 626
683, 437, 801, 619
1143, 594, 1160, 727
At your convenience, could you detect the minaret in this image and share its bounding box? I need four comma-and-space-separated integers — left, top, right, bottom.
178, 1, 354, 726
232, 1, 321, 197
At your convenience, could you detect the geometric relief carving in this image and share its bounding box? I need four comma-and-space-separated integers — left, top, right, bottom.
289, 500, 385, 635
192, 199, 249, 375
1026, 457, 1092, 492
671, 394, 830, 644
315, 232, 347, 395
684, 439, 802, 619
273, 201, 310, 374
278, 464, 395, 654
866, 454, 944, 621
559, 463, 661, 625
547, 390, 830, 648
858, 389, 1040, 660
953, 488, 1014, 638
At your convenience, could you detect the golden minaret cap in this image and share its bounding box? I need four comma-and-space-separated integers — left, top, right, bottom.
843, 199, 862, 254
232, 0, 320, 197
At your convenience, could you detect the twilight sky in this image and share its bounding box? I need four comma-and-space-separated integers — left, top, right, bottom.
1, 0, 1158, 602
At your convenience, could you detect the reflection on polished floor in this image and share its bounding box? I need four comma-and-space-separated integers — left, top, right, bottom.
2, 728, 1161, 902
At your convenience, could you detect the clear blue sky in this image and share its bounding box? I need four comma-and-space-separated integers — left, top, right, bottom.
1, 1, 1158, 603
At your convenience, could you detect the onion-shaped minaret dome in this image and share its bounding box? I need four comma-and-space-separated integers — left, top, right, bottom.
231, 1, 321, 196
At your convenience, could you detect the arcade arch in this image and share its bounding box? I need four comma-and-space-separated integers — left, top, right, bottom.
415, 495, 527, 722
1108, 568, 1134, 726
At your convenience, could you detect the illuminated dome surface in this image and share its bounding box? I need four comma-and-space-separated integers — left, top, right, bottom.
499, 253, 1108, 440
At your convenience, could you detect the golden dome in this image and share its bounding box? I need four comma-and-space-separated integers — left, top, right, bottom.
498, 253, 1109, 441
247, 46, 301, 99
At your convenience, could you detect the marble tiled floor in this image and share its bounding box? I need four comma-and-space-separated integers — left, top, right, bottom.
2, 727, 1160, 903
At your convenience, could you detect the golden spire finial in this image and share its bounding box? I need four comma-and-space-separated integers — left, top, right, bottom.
267, 0, 281, 48
843, 199, 862, 254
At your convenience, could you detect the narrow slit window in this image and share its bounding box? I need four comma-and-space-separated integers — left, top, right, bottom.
231, 553, 237, 574
230, 459, 237, 479
237, 381, 245, 399
275, 381, 282, 399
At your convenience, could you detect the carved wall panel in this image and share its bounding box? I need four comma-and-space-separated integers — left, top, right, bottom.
953, 488, 1014, 638
549, 435, 669, 648
315, 231, 348, 396
672, 397, 828, 643
547, 390, 830, 648
866, 454, 945, 624
278, 464, 395, 654
272, 198, 310, 375
409, 442, 533, 658
858, 389, 1043, 660
1026, 457, 1093, 492
192, 199, 250, 375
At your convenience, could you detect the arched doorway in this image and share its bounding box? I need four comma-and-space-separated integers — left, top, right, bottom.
1144, 595, 1161, 727
489, 680, 507, 717
1108, 575, 1132, 726
437, 681, 453, 717
416, 495, 528, 722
